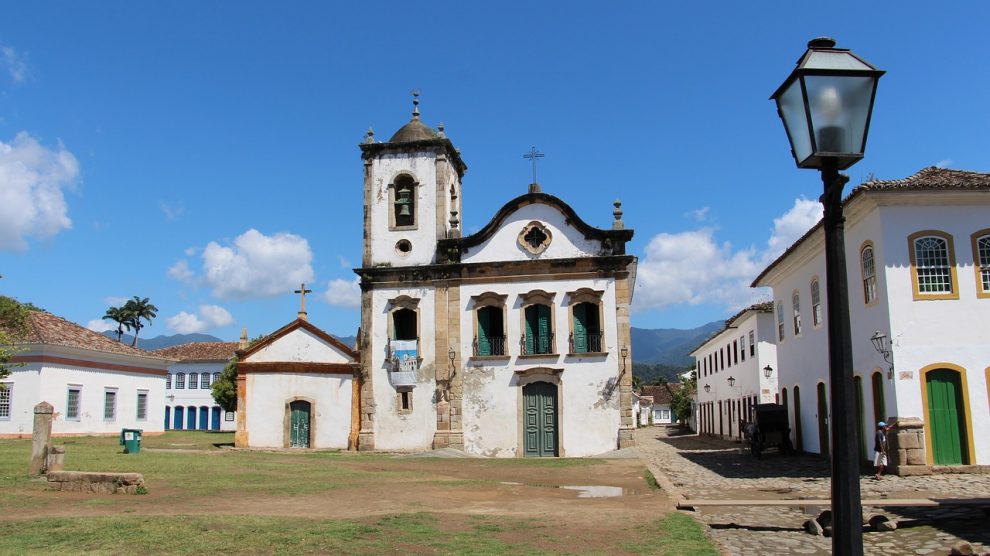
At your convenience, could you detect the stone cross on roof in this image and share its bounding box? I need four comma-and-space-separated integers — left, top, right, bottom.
294, 283, 312, 321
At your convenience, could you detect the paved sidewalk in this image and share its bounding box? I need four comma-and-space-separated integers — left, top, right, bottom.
635, 425, 990, 555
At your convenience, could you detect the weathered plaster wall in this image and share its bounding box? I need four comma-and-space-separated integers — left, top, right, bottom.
245, 372, 353, 448
461, 203, 602, 264
458, 277, 621, 457
369, 287, 438, 450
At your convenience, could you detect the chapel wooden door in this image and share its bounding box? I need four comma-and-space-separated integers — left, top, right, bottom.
816, 383, 830, 459
290, 400, 311, 448
523, 382, 558, 457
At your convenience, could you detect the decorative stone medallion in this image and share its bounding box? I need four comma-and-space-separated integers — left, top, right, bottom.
518, 221, 552, 255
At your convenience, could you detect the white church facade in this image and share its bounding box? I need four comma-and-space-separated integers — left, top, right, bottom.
352, 99, 638, 457
753, 167, 990, 472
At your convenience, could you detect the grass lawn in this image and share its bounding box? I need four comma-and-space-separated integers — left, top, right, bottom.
0, 432, 717, 555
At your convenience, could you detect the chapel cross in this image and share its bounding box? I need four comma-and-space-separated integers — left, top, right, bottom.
294, 283, 312, 321
523, 146, 544, 185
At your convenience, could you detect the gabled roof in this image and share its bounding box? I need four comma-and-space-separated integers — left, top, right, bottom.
639, 383, 682, 405
752, 166, 990, 287
152, 342, 239, 362
11, 311, 168, 360
436, 191, 633, 263
236, 318, 359, 362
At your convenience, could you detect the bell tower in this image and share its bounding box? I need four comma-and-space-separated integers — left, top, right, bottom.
359, 94, 467, 268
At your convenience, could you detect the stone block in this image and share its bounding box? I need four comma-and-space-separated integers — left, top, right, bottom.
895, 432, 920, 450
907, 448, 927, 466
803, 519, 823, 536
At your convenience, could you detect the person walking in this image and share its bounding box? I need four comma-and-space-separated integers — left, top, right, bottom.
873, 421, 892, 480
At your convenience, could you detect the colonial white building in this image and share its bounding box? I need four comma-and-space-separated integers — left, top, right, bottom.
152, 341, 240, 432
1, 311, 171, 438
692, 302, 779, 441
353, 99, 637, 457
753, 167, 990, 472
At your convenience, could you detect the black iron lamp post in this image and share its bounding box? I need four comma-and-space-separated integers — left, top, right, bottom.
704, 383, 711, 393
771, 37, 884, 556
870, 330, 894, 379
727, 376, 736, 388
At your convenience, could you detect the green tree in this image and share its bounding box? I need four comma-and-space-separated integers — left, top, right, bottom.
102, 305, 132, 343
0, 296, 33, 379
670, 383, 695, 423
210, 355, 238, 412
123, 296, 158, 347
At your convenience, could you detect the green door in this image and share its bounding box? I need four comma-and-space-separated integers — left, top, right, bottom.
926, 370, 968, 465
523, 382, 558, 457
290, 400, 311, 448
525, 305, 551, 354
816, 382, 830, 459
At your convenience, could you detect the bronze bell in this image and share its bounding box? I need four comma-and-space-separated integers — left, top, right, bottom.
398, 203, 411, 217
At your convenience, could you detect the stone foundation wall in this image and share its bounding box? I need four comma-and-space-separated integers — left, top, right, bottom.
47, 471, 145, 494
887, 416, 931, 476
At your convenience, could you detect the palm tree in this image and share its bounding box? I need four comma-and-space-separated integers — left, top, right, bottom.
102, 306, 132, 343
123, 296, 158, 347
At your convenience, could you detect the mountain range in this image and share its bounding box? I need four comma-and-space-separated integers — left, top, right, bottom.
104, 322, 723, 367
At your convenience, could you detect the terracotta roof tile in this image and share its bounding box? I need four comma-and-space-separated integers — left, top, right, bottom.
11, 311, 168, 359
151, 342, 239, 361
639, 383, 682, 405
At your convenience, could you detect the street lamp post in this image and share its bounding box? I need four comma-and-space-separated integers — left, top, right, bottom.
771, 37, 884, 556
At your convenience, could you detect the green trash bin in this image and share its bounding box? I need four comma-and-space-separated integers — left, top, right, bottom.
120, 428, 143, 454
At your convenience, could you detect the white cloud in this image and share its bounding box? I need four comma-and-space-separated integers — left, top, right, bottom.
200, 228, 314, 299
1, 46, 28, 83
86, 319, 115, 333
686, 206, 711, 222
634, 198, 823, 315
159, 200, 185, 221
0, 132, 80, 252
338, 255, 351, 269
766, 197, 823, 257
167, 259, 195, 283
323, 277, 360, 308
935, 159, 952, 169
103, 296, 129, 307
166, 304, 234, 334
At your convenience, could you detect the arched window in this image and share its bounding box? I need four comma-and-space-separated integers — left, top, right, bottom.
212, 372, 220, 384
390, 174, 417, 229
861, 244, 877, 304
810, 278, 822, 327
201, 372, 211, 388
791, 291, 802, 336
175, 372, 185, 389
776, 301, 785, 341
909, 231, 959, 300
971, 230, 990, 298
166, 373, 172, 389
188, 372, 198, 390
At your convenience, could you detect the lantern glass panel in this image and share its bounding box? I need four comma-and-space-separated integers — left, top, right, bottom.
805, 75, 875, 156
776, 78, 813, 164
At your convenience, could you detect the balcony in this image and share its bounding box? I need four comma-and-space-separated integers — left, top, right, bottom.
520, 333, 555, 356
569, 332, 603, 354
473, 336, 507, 357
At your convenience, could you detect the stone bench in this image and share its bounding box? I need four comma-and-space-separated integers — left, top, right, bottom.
47, 471, 145, 494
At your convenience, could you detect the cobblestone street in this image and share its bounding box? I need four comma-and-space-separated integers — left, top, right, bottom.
635, 425, 990, 555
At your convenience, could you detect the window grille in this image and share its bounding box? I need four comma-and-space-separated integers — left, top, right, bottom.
67, 388, 81, 420
914, 236, 952, 293
104, 390, 117, 421
176, 373, 185, 389
792, 291, 802, 336
189, 373, 198, 390
0, 383, 11, 420
978, 236, 990, 292
136, 391, 148, 421
811, 279, 822, 326
862, 246, 877, 303
776, 302, 785, 341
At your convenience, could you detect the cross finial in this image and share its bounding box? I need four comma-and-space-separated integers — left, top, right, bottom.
411, 89, 420, 120
294, 283, 313, 321
522, 146, 544, 192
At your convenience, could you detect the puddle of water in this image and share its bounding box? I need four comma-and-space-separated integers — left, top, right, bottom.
500, 482, 635, 497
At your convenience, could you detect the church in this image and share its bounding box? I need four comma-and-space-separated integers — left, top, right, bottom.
236, 97, 637, 457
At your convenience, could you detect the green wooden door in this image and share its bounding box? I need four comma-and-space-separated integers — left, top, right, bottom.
290, 400, 311, 448
523, 382, 558, 457
572, 303, 588, 353
926, 370, 967, 465
817, 383, 830, 459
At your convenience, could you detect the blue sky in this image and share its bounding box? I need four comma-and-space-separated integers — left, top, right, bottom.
1, 2, 988, 341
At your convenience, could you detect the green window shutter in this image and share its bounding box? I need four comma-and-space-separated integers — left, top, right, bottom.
537, 305, 551, 353
477, 308, 492, 356
525, 306, 537, 354
573, 304, 588, 353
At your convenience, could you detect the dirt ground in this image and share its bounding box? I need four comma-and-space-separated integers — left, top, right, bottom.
6, 447, 674, 554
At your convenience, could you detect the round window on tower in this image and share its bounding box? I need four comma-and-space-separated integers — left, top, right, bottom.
395, 239, 412, 256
